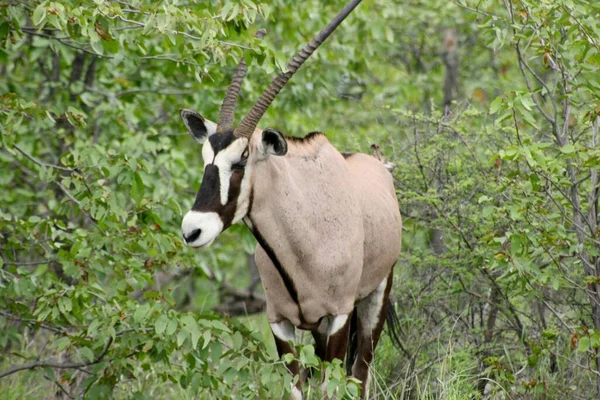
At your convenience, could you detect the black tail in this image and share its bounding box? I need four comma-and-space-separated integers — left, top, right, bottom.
386, 297, 411, 358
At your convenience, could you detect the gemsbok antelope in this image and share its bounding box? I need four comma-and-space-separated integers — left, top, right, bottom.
179, 0, 402, 397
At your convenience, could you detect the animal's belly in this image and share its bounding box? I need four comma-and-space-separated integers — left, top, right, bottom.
255, 244, 360, 326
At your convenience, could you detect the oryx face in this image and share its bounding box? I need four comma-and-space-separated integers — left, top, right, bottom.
179, 109, 287, 248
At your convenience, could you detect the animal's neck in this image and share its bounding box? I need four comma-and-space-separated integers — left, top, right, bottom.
246, 137, 330, 228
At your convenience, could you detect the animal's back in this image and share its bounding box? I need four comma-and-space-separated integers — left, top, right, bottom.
344, 152, 402, 299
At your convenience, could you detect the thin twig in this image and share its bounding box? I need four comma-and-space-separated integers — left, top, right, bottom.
0, 336, 114, 379
2, 259, 56, 266
14, 144, 75, 172
0, 310, 66, 335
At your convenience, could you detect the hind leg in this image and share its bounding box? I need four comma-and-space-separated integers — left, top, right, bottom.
352, 272, 394, 397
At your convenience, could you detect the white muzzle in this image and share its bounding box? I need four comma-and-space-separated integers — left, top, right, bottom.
181, 211, 223, 248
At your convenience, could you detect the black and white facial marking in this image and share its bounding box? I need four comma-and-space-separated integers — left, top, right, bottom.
179, 109, 287, 248
180, 110, 251, 248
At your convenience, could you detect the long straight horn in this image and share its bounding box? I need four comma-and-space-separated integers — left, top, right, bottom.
217, 29, 267, 133
234, 0, 362, 138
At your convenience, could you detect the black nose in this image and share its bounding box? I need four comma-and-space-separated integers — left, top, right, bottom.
184, 229, 202, 243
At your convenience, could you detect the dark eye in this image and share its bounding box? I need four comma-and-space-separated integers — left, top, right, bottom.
232, 159, 247, 169
232, 149, 249, 169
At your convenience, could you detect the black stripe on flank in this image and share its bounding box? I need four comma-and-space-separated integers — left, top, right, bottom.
247, 217, 299, 305
341, 152, 355, 159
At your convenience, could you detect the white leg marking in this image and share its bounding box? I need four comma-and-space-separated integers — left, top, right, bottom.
317, 317, 328, 335
270, 320, 295, 343
327, 314, 349, 337
291, 385, 303, 400
357, 277, 388, 333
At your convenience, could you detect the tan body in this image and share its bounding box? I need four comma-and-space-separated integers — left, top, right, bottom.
248, 132, 401, 328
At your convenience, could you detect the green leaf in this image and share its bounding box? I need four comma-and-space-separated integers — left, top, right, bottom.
202, 330, 212, 349
154, 314, 169, 335
494, 111, 512, 125
54, 337, 70, 352
510, 234, 523, 255
578, 336, 590, 352
227, 4, 239, 21
102, 39, 120, 54
327, 380, 337, 398
231, 331, 243, 350
190, 372, 203, 393
131, 172, 145, 203
541, 329, 559, 340
591, 333, 600, 349
80, 347, 95, 363
166, 318, 177, 336
133, 303, 150, 323
560, 144, 576, 154
58, 297, 73, 314
282, 353, 294, 364
32, 4, 47, 26
489, 97, 503, 114
221, 2, 232, 20
0, 22, 9, 40
210, 341, 222, 361
34, 263, 48, 276
300, 345, 318, 366
212, 320, 231, 332
176, 329, 187, 348
346, 380, 360, 397
181, 315, 201, 349
520, 108, 539, 129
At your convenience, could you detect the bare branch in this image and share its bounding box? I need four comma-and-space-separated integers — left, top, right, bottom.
0, 336, 114, 379
14, 145, 76, 172
0, 310, 66, 335
2, 259, 56, 266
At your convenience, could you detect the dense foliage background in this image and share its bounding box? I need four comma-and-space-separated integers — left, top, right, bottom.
2, 0, 600, 398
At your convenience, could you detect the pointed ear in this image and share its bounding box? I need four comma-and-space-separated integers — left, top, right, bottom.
258, 128, 288, 158
179, 109, 217, 144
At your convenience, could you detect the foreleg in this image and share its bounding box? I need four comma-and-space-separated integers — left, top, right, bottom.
271, 320, 303, 400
